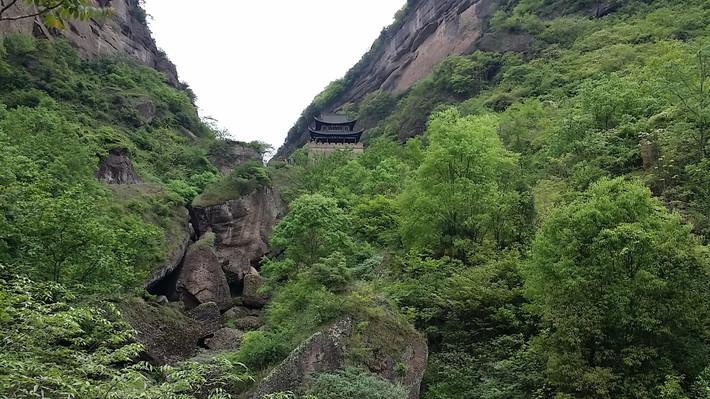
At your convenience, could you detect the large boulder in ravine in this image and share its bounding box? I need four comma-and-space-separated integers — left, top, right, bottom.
251, 312, 428, 399
176, 234, 232, 311
250, 319, 354, 399
191, 187, 284, 286
119, 298, 206, 364
96, 148, 141, 184
186, 301, 222, 335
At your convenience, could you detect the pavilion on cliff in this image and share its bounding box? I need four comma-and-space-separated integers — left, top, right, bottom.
305, 113, 364, 156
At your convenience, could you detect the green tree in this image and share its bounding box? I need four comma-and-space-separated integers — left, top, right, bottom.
399, 109, 517, 257
263, 194, 353, 282
524, 178, 710, 398
656, 45, 709, 158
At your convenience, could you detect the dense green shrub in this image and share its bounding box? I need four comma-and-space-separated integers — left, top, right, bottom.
524, 178, 710, 398
192, 162, 270, 207
306, 368, 407, 399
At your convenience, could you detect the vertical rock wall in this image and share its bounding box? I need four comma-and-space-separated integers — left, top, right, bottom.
0, 0, 180, 85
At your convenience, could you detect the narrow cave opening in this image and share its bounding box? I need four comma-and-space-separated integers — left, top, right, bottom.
229, 278, 244, 298
146, 262, 182, 301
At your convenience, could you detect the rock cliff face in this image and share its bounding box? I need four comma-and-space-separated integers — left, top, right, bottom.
275, 0, 518, 159
0, 0, 180, 85
190, 187, 285, 285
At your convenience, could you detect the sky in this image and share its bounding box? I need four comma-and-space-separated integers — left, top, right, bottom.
143, 0, 405, 151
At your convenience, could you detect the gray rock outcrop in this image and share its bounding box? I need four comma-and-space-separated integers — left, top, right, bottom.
96, 148, 141, 184
145, 207, 192, 295
120, 298, 206, 364
242, 270, 269, 308
233, 316, 264, 331
209, 140, 262, 175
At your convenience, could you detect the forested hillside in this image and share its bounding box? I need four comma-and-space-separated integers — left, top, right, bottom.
0, 34, 267, 397
265, 0, 710, 398
1, 0, 709, 398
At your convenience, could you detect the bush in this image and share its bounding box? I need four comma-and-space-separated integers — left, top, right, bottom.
193, 162, 270, 207
306, 368, 407, 399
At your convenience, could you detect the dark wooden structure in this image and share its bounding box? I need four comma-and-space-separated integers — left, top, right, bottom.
308, 114, 364, 144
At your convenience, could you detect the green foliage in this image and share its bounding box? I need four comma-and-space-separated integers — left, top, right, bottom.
306, 368, 407, 399
193, 161, 270, 207
524, 178, 710, 398
0, 0, 109, 27
399, 109, 520, 256
266, 194, 353, 272
0, 271, 252, 398
0, 106, 162, 289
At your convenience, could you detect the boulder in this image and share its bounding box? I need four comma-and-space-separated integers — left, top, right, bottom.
233, 316, 264, 331
250, 314, 427, 399
191, 187, 284, 286
223, 306, 251, 321
205, 328, 244, 351
145, 206, 192, 296
208, 140, 262, 176
250, 318, 353, 399
242, 271, 269, 308
96, 148, 141, 184
177, 237, 232, 311
186, 301, 222, 336
133, 98, 156, 125
120, 298, 205, 364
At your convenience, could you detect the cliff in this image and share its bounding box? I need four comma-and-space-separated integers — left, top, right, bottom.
274, 0, 522, 159
0, 0, 180, 85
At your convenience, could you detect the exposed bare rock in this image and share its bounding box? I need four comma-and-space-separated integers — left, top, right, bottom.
251, 318, 354, 399
358, 319, 429, 399
224, 306, 263, 322
133, 97, 157, 125
0, 0, 180, 85
120, 298, 205, 364
205, 328, 244, 351
177, 238, 232, 311
96, 148, 141, 184
224, 306, 251, 321
242, 271, 269, 308
233, 316, 264, 331
185, 301, 222, 338
191, 187, 285, 286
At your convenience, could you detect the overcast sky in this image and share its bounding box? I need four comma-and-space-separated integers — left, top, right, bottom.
143, 0, 404, 151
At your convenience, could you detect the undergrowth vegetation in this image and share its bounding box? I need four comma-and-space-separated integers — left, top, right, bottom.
2, 0, 710, 398
256, 1, 710, 398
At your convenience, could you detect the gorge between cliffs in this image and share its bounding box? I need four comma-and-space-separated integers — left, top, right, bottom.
1, 0, 709, 398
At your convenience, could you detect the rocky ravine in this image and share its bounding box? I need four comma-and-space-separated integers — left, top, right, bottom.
98, 141, 428, 397
0, 0, 180, 85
